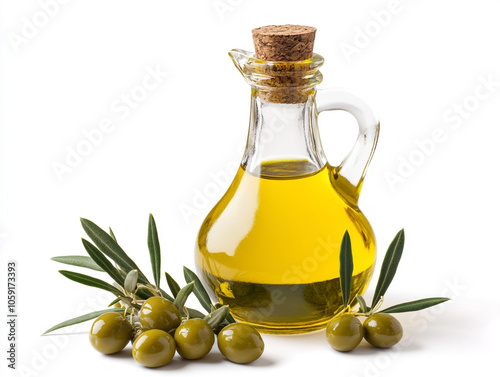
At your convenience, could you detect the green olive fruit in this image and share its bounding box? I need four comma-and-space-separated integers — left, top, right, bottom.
174, 318, 215, 360
217, 323, 264, 364
132, 329, 176, 368
363, 313, 403, 348
139, 297, 181, 332
89, 312, 133, 354
326, 314, 364, 352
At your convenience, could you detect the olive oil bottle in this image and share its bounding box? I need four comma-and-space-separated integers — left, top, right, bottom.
195, 25, 380, 333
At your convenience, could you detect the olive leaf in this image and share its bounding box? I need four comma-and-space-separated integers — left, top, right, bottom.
173, 281, 195, 312
82, 238, 124, 286
51, 256, 104, 272
158, 288, 174, 302
165, 272, 181, 298
147, 214, 161, 289
183, 266, 212, 313
58, 270, 123, 297
379, 297, 451, 314
43, 308, 124, 335
124, 270, 138, 294
185, 307, 206, 319
108, 227, 117, 242
339, 230, 353, 308
356, 294, 369, 313
371, 229, 405, 307
213, 302, 234, 323
107, 297, 121, 307
204, 305, 229, 328
80, 218, 149, 285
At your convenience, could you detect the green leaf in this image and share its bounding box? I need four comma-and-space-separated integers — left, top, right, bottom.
43, 308, 124, 335
147, 214, 161, 289
80, 218, 149, 285
159, 288, 174, 302
213, 302, 235, 322
225, 312, 236, 323
124, 270, 138, 294
82, 239, 124, 286
186, 307, 206, 319
379, 297, 451, 313
51, 256, 104, 272
109, 227, 117, 242
173, 281, 195, 312
165, 272, 181, 298
59, 270, 123, 297
183, 266, 212, 313
108, 297, 121, 307
371, 229, 405, 307
204, 305, 229, 328
339, 230, 353, 308
356, 295, 369, 313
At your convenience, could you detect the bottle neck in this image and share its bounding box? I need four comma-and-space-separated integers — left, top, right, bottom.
242, 89, 327, 177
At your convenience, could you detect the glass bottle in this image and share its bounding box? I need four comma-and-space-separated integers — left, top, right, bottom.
195, 33, 380, 334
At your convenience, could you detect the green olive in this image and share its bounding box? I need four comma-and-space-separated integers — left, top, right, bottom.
139, 297, 181, 332
89, 312, 133, 354
132, 329, 176, 368
363, 313, 403, 348
174, 318, 215, 360
217, 323, 264, 364
326, 314, 364, 352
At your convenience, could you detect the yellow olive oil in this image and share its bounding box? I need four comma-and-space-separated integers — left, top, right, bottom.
195, 159, 376, 333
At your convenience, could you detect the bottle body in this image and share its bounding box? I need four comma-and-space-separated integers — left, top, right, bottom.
195, 160, 375, 333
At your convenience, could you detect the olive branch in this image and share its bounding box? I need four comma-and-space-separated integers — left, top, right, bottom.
43, 214, 234, 335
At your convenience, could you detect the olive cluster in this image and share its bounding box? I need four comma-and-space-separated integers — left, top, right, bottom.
326, 313, 403, 352
89, 296, 264, 367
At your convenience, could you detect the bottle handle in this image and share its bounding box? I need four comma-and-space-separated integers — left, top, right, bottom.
316, 88, 380, 199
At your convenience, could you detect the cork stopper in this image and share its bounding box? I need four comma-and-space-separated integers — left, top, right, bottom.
249, 25, 319, 104
252, 25, 316, 61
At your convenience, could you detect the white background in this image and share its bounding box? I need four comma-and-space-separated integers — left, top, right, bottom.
1, 0, 499, 376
